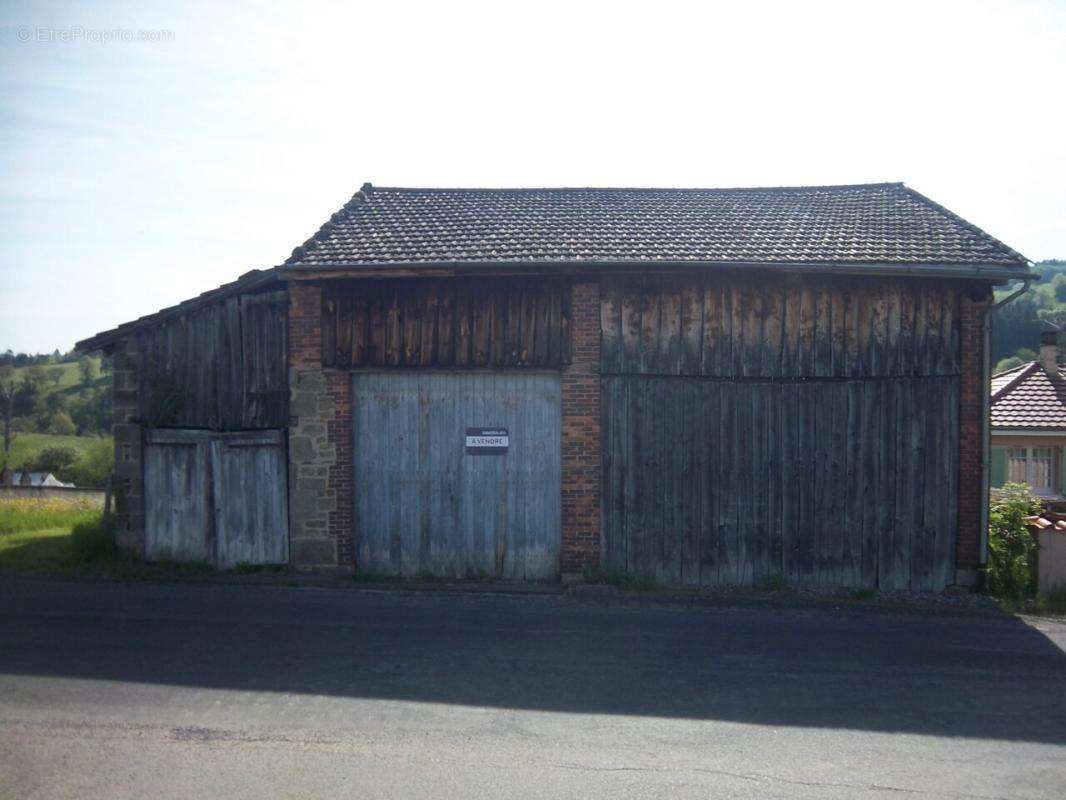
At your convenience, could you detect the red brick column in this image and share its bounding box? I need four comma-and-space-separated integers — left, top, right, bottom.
560, 281, 602, 578
326, 372, 354, 566
957, 291, 990, 578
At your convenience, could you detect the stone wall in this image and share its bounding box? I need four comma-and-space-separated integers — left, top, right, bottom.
112, 336, 144, 555
287, 284, 347, 569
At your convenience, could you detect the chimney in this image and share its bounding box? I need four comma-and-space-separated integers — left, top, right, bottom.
1040, 329, 1059, 376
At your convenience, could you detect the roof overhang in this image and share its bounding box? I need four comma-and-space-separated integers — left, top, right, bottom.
991, 428, 1066, 437
280, 260, 1036, 283
75, 268, 282, 352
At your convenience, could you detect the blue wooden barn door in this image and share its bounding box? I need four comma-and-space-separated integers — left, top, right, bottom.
353, 372, 561, 579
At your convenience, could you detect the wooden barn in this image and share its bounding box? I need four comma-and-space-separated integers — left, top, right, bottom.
77, 183, 1033, 589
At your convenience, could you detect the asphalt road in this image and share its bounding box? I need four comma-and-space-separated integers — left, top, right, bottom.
1, 579, 1064, 800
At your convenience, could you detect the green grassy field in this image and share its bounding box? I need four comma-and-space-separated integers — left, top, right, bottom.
0, 497, 108, 572
9, 357, 101, 391
7, 432, 103, 469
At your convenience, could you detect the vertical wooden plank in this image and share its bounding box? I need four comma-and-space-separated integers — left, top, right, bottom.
436, 283, 455, 366
519, 282, 537, 366
830, 286, 846, 378
533, 288, 551, 367
913, 285, 928, 376
736, 381, 754, 584
884, 284, 901, 377
600, 279, 623, 374
403, 290, 421, 366
763, 282, 783, 377
814, 282, 832, 378
681, 380, 701, 585
939, 377, 960, 589
639, 277, 661, 374
844, 285, 861, 378
859, 380, 879, 587
622, 378, 638, 575
897, 283, 916, 377
926, 284, 945, 376
657, 280, 682, 374
781, 282, 801, 378
620, 280, 642, 375
454, 285, 472, 366
420, 291, 437, 367
680, 279, 703, 376
745, 281, 765, 377
944, 288, 960, 375
472, 285, 490, 367
844, 381, 864, 586
548, 279, 564, 367
629, 377, 649, 578
700, 278, 722, 377
877, 380, 899, 589
912, 379, 929, 593
734, 284, 752, 378
368, 291, 385, 366
352, 295, 370, 366
718, 381, 738, 584
699, 380, 719, 585
799, 283, 817, 377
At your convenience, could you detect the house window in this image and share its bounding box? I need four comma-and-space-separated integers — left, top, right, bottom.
1006, 446, 1056, 495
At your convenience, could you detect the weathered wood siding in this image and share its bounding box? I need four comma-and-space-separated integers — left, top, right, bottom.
600, 274, 959, 378
211, 431, 289, 568
144, 429, 288, 567
323, 278, 571, 369
353, 372, 561, 579
135, 290, 287, 430
600, 274, 961, 590
144, 430, 211, 563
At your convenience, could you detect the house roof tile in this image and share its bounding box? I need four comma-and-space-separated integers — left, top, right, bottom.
991, 362, 1066, 430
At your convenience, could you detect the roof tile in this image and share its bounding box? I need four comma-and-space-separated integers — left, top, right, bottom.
284, 183, 1030, 270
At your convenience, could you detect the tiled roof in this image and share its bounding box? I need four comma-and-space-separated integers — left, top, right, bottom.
990, 362, 1066, 430
284, 182, 1030, 271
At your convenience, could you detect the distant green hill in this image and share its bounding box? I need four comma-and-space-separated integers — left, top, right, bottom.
993, 259, 1066, 372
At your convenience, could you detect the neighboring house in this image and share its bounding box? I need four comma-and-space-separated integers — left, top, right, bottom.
12, 472, 74, 488
991, 331, 1066, 498
78, 182, 1034, 590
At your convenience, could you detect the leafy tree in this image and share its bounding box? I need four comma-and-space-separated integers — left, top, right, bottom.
0, 365, 16, 477
987, 484, 1042, 599
78, 356, 96, 386
66, 437, 114, 488
994, 356, 1024, 374
47, 366, 65, 386
48, 411, 77, 436
29, 444, 78, 475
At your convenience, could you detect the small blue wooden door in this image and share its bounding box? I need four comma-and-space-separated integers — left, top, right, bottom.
353, 372, 561, 579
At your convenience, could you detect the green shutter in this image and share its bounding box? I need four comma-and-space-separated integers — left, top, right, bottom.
1060, 447, 1066, 495
991, 446, 1007, 487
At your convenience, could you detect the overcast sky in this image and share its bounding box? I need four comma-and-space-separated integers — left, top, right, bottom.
1, 0, 1064, 354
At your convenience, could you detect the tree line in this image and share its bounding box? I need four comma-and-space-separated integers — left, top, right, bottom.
993, 259, 1066, 373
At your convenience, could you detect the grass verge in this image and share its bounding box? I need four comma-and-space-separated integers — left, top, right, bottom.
0, 498, 100, 534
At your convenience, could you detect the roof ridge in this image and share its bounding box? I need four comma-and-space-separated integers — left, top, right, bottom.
991, 361, 1040, 403
898, 184, 1030, 268
366, 182, 906, 194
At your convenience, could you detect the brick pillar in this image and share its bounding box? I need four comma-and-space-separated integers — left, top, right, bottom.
957, 291, 990, 581
560, 281, 602, 578
112, 336, 144, 555
287, 283, 350, 570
